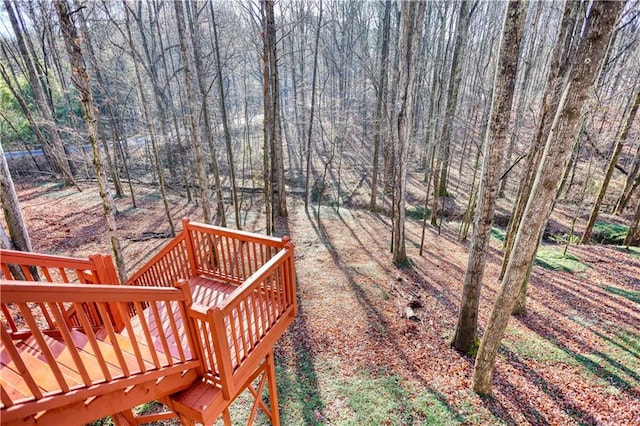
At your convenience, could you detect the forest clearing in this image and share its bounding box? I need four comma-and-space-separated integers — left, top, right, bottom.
2, 0, 640, 424
7, 178, 639, 425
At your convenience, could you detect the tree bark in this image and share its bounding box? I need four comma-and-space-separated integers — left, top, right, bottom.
453, 0, 525, 354
0, 142, 32, 253
472, 1, 624, 395
54, 0, 127, 283
391, 0, 425, 265
500, 0, 581, 280
265, 0, 287, 218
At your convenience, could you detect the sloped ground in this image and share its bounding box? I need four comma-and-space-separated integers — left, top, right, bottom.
6, 180, 639, 425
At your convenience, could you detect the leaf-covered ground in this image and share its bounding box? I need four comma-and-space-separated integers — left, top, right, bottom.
9, 180, 640, 425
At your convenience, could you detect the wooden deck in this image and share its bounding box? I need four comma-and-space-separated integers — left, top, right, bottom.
0, 219, 297, 425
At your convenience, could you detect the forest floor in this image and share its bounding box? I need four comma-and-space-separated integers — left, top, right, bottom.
8, 178, 640, 426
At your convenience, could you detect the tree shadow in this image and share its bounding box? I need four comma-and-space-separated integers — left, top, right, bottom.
272, 213, 326, 425
302, 207, 486, 424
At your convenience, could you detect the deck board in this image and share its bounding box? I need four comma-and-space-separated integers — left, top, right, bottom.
120, 276, 237, 361
189, 276, 237, 307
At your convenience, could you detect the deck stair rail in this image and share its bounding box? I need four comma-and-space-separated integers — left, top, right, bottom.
0, 280, 199, 425
1, 218, 298, 425
1, 249, 123, 331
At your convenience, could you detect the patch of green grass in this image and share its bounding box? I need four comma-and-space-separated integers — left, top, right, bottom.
534, 246, 587, 273
490, 227, 505, 243
615, 245, 640, 258
406, 206, 430, 221
331, 371, 413, 425
416, 389, 465, 425
142, 192, 162, 201
592, 221, 629, 245
603, 286, 640, 303
504, 327, 577, 365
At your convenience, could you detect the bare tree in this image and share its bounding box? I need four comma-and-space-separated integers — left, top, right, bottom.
472, 1, 624, 395
174, 0, 213, 225
370, 0, 391, 212
453, 0, 526, 354
54, 0, 127, 283
391, 0, 425, 265
582, 88, 640, 243
0, 141, 32, 254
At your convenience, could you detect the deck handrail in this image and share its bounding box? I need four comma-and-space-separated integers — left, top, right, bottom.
127, 219, 289, 289
0, 279, 199, 418
0, 249, 118, 285
0, 249, 121, 331
188, 241, 297, 398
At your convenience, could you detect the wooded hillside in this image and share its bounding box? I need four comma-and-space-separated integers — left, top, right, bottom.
1, 0, 639, 424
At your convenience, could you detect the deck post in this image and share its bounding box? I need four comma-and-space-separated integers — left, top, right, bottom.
209, 307, 235, 400
182, 218, 199, 276
89, 254, 125, 329
266, 351, 280, 426
282, 237, 298, 317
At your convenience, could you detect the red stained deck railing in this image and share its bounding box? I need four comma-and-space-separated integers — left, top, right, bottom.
0, 280, 198, 422
0, 218, 297, 424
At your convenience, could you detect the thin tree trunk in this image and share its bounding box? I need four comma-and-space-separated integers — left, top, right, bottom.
0, 142, 33, 254
211, 3, 240, 229
472, 1, 623, 395
174, 1, 213, 224
391, 0, 425, 265
304, 0, 322, 212
186, 2, 226, 226
4, 0, 77, 188
370, 0, 391, 212
582, 89, 640, 243
437, 0, 472, 197
452, 0, 525, 354
55, 0, 127, 283
124, 5, 174, 236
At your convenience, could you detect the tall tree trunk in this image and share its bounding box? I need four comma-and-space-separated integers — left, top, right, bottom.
500, 0, 581, 280
304, 0, 322, 212
582, 89, 640, 243
453, 0, 525, 354
391, 0, 425, 265
370, 0, 391, 212
211, 3, 240, 229
264, 0, 287, 218
55, 0, 127, 283
436, 0, 472, 197
174, 1, 213, 225
76, 3, 124, 199
124, 5, 175, 236
0, 142, 32, 254
472, 1, 623, 395
186, 2, 226, 226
